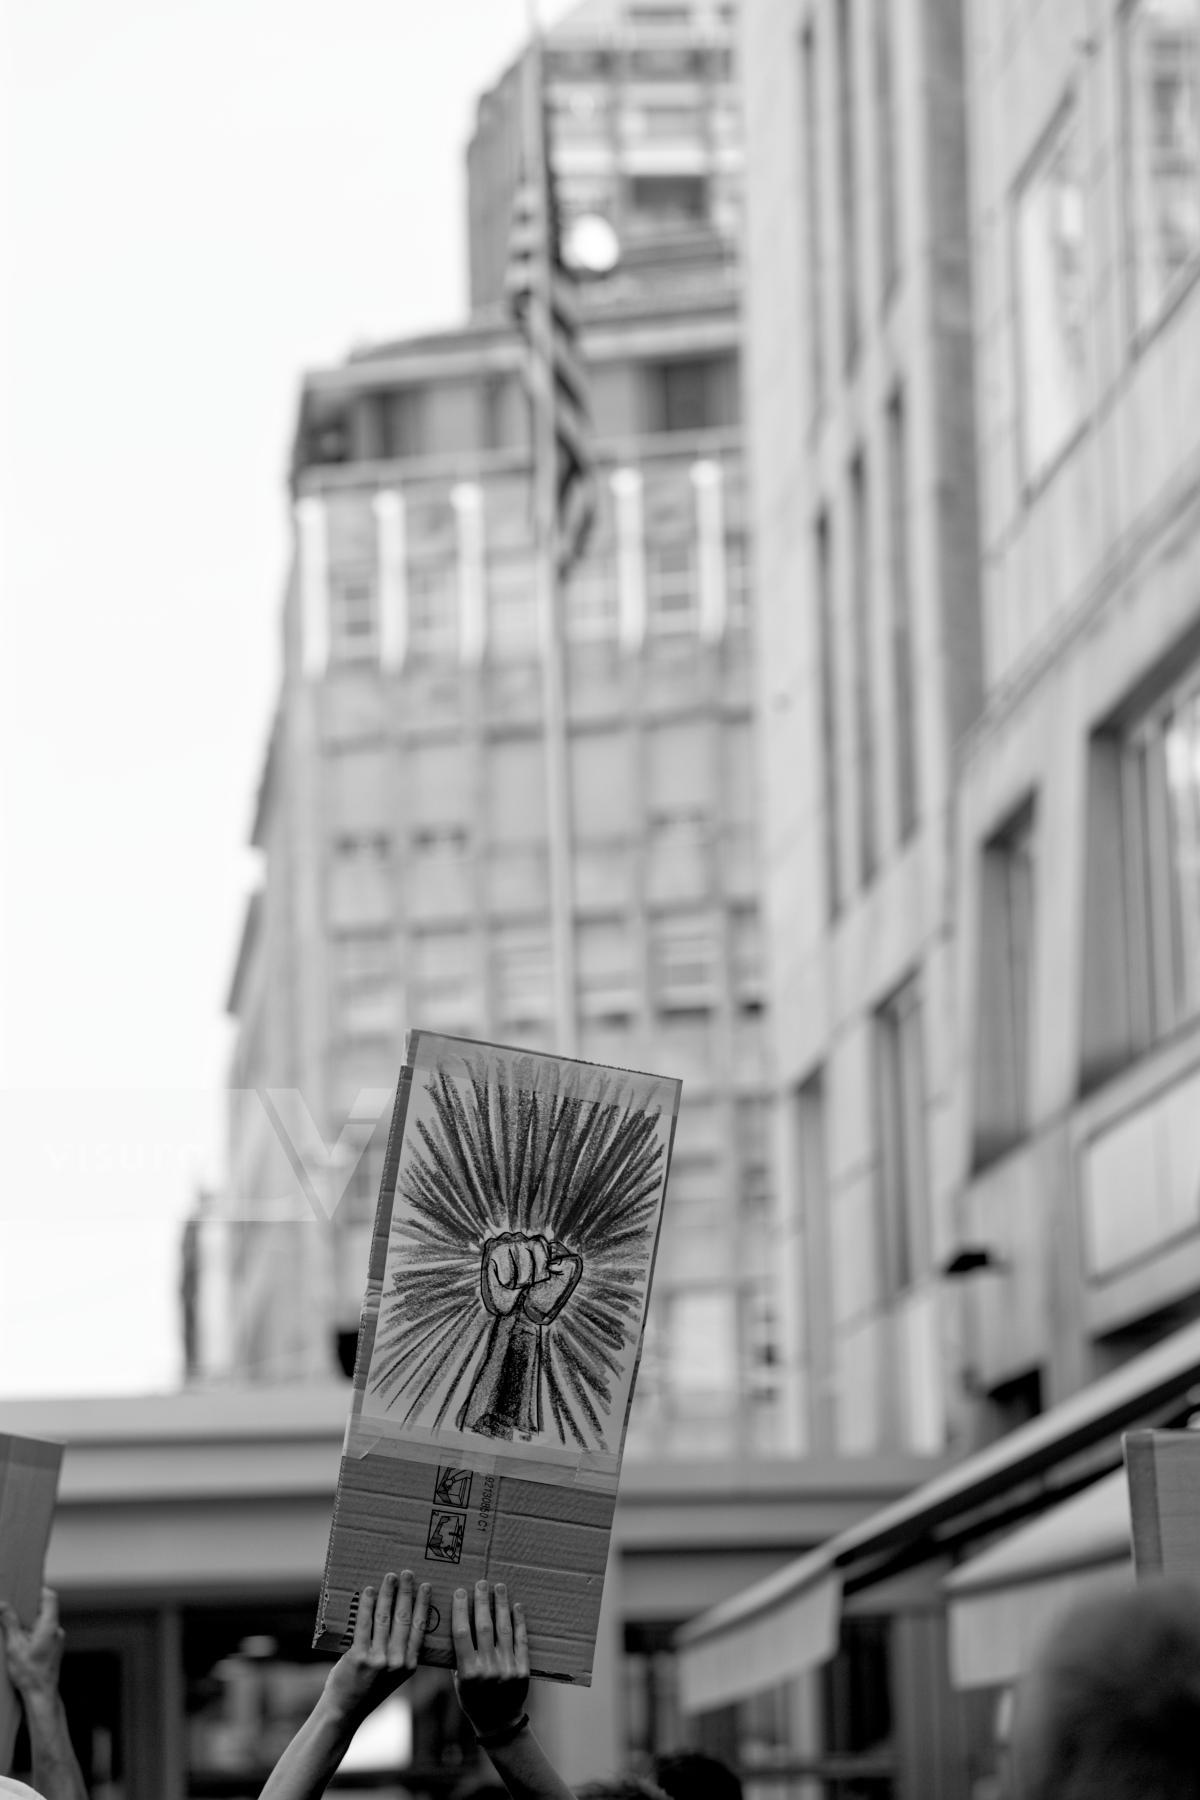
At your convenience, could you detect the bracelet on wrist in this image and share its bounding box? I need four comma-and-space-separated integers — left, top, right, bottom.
475, 1711, 530, 1750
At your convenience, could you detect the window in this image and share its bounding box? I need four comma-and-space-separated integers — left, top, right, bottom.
382, 386, 428, 460
1125, 0, 1200, 328
646, 541, 697, 632
1015, 103, 1087, 482
973, 802, 1036, 1165
407, 561, 458, 660
801, 24, 826, 409
411, 928, 476, 1029
328, 833, 393, 932
642, 355, 737, 433
577, 919, 636, 1019
815, 510, 843, 920
836, 0, 861, 365
493, 927, 552, 1024
875, 974, 926, 1296
627, 174, 709, 230
565, 558, 619, 640
488, 553, 539, 660
726, 530, 751, 628
333, 931, 399, 1042
652, 914, 715, 1005
887, 390, 918, 840
1110, 673, 1200, 1049
329, 567, 377, 666
850, 453, 877, 885
874, 0, 900, 299
624, 98, 704, 140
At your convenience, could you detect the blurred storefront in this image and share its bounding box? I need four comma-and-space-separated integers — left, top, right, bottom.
0, 1385, 936, 1797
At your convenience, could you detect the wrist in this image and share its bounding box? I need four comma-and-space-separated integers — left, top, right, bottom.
475, 1711, 531, 1750
313, 1689, 366, 1739
19, 1682, 64, 1720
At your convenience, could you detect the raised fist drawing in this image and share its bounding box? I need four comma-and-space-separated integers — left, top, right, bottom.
480, 1232, 583, 1326
459, 1232, 584, 1440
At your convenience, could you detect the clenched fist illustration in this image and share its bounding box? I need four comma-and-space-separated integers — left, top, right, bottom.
459, 1232, 584, 1440
479, 1232, 583, 1326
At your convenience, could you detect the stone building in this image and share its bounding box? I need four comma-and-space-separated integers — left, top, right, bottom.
221, 0, 777, 1458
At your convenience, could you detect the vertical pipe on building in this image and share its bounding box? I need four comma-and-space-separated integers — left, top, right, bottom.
453, 483, 487, 667
612, 467, 647, 653
296, 495, 330, 678
692, 457, 728, 642
374, 488, 408, 673
524, 29, 579, 1058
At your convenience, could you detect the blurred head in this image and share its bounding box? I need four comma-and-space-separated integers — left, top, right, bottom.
1009, 1579, 1200, 1799
654, 1750, 743, 1800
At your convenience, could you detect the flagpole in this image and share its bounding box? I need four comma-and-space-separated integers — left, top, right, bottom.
523, 17, 579, 1060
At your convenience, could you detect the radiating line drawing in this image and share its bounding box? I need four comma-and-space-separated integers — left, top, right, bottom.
367, 1051, 666, 1450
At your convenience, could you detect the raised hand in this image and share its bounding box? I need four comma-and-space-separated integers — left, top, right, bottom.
0, 1586, 65, 1703
322, 1571, 431, 1727
452, 1580, 530, 1739
480, 1232, 583, 1326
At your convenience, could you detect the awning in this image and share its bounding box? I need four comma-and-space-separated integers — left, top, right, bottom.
944, 1466, 1132, 1689
677, 1313, 1200, 1711
676, 1545, 841, 1712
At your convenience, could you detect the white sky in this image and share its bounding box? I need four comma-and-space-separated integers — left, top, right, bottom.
0, 0, 578, 1397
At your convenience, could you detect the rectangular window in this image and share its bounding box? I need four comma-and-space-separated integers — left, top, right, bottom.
1115, 675, 1200, 1048
652, 914, 716, 1006
802, 24, 826, 409
815, 510, 843, 920
333, 931, 400, 1042
487, 552, 539, 661
576, 919, 636, 1019
407, 561, 459, 660
642, 355, 737, 433
1015, 103, 1087, 483
329, 567, 378, 666
1124, 0, 1200, 330
836, 0, 860, 366
566, 558, 619, 640
493, 926, 552, 1025
850, 453, 876, 885
628, 174, 710, 230
646, 541, 698, 633
973, 801, 1036, 1166
874, 0, 900, 298
887, 390, 919, 840
875, 974, 927, 1296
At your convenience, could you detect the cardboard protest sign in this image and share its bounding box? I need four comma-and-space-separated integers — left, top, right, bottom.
1124, 1429, 1200, 1581
315, 1030, 681, 1684
0, 1434, 63, 1772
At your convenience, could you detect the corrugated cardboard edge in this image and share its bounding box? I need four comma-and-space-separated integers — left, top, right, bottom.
313, 1066, 412, 1647
1123, 1429, 1165, 1577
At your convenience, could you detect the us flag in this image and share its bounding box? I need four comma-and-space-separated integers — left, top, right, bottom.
505, 107, 596, 579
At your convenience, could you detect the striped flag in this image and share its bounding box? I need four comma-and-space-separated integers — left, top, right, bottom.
505, 111, 596, 579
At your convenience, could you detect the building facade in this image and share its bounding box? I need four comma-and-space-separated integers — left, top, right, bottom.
741, 0, 981, 1462
952, 0, 1200, 1414
220, 0, 783, 1459
673, 3, 1200, 1794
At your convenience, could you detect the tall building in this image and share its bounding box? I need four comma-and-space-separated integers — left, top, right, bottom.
674, 4, 1200, 1794
951, 0, 1200, 1422
739, 0, 981, 1462
222, 0, 781, 1459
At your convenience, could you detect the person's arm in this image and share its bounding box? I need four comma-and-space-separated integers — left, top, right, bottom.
452, 1580, 575, 1800
0, 1587, 88, 1800
259, 1570, 430, 1800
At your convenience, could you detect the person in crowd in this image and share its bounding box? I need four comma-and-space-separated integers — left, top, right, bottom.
1007, 1576, 1200, 1800
0, 1588, 88, 1800
653, 1750, 742, 1800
